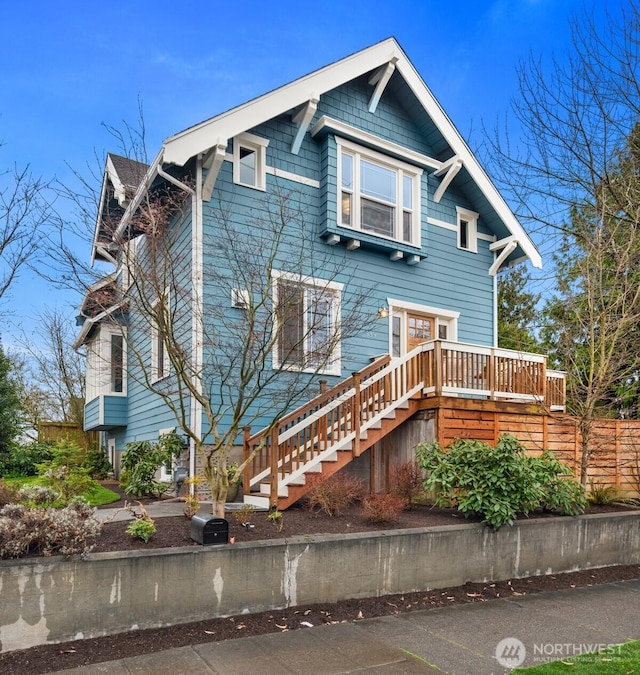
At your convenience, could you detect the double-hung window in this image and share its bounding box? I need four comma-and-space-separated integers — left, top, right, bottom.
273, 271, 342, 375
338, 138, 421, 246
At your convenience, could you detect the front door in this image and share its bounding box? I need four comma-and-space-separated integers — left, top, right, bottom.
407, 313, 435, 351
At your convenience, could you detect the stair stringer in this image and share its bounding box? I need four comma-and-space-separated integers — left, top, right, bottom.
246, 393, 422, 510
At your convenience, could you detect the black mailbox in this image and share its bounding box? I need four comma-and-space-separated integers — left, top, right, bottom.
191, 514, 229, 545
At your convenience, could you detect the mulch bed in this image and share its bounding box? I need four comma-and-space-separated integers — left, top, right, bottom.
1, 482, 638, 674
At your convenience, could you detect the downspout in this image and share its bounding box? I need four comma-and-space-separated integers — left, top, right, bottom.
190, 158, 204, 484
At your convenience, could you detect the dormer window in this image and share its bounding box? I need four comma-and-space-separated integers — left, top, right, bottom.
337, 138, 421, 247
456, 206, 478, 253
233, 133, 269, 190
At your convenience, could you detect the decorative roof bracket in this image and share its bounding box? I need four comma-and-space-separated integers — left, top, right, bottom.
368, 58, 398, 113
201, 140, 228, 202
291, 96, 319, 155
433, 155, 463, 203
489, 236, 518, 276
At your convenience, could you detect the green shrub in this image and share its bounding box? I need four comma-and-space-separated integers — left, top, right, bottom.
120, 432, 183, 498
37, 440, 99, 505
416, 434, 586, 530
361, 493, 405, 524
85, 447, 112, 479
587, 479, 618, 505
1, 442, 53, 477
305, 471, 365, 517
126, 517, 156, 543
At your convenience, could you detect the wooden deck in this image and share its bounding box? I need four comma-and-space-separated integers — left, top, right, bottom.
243, 341, 571, 508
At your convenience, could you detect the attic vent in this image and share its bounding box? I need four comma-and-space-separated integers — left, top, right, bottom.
231, 288, 250, 309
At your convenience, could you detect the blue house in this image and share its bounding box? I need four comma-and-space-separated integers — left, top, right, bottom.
76, 38, 564, 508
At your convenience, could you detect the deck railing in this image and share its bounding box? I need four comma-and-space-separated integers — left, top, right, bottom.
243, 341, 566, 500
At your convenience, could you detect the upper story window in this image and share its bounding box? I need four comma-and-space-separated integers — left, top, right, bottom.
233, 132, 269, 191
151, 292, 170, 382
337, 138, 421, 247
273, 271, 342, 376
86, 326, 127, 401
456, 206, 478, 253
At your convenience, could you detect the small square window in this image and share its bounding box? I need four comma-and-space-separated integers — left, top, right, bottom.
233, 133, 269, 190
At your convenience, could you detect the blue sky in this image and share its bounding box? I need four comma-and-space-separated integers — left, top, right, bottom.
0, 0, 623, 348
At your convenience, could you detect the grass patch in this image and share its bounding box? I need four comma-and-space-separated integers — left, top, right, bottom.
4, 476, 120, 507
514, 639, 640, 673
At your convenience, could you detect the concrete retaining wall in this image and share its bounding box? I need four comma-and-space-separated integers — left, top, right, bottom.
1, 511, 639, 652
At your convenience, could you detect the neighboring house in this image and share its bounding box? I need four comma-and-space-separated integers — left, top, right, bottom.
75, 38, 564, 506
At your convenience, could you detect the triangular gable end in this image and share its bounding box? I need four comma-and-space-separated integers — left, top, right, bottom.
133, 38, 540, 269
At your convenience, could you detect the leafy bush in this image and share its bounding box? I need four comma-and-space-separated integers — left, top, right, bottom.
389, 461, 423, 509
587, 480, 618, 505
361, 493, 405, 524
126, 518, 156, 543
35, 439, 100, 505
0, 498, 101, 559
416, 434, 587, 529
120, 432, 183, 498
305, 471, 365, 517
2, 442, 54, 477
85, 446, 112, 479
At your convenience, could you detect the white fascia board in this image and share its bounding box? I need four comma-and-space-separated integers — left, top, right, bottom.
73, 301, 125, 350
90, 171, 110, 267
160, 36, 541, 269
113, 153, 164, 241
394, 57, 542, 268
162, 39, 403, 167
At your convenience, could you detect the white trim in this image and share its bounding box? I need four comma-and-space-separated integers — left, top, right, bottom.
456, 206, 479, 253
266, 166, 320, 188
271, 270, 342, 376
158, 38, 540, 269
313, 116, 440, 170
233, 132, 269, 191
387, 299, 459, 356
427, 216, 457, 232
151, 290, 171, 383
387, 298, 459, 319
336, 137, 422, 248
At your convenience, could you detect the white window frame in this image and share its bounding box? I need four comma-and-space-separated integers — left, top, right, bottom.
337, 137, 422, 247
456, 206, 479, 253
387, 299, 459, 358
233, 132, 269, 191
85, 325, 127, 401
272, 270, 342, 376
159, 427, 176, 481
151, 291, 171, 383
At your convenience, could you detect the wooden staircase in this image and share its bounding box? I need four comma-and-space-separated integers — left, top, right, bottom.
242, 349, 425, 510
242, 340, 567, 510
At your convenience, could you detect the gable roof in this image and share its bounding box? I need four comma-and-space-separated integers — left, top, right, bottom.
91, 153, 149, 263
118, 38, 541, 269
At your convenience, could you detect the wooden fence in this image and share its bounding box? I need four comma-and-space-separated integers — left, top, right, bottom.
433, 403, 640, 495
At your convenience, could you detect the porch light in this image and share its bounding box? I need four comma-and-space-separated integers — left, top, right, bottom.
377, 306, 389, 319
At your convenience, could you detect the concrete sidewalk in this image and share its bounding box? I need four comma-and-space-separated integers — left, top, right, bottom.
52, 579, 640, 674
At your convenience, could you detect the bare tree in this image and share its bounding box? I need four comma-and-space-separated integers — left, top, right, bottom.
108, 180, 372, 516
485, 3, 640, 484
18, 307, 86, 428
0, 145, 48, 302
